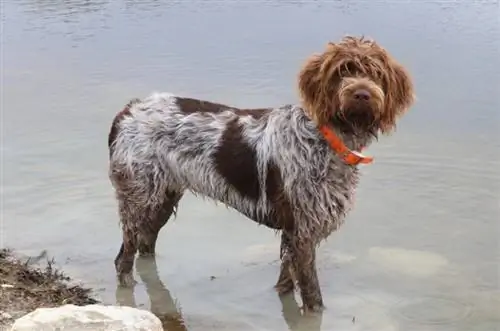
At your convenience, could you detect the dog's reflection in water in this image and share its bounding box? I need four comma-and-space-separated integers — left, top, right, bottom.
115, 257, 187, 331
279, 293, 323, 331
116, 257, 322, 331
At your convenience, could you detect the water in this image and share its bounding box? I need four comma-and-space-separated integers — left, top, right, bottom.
2, 0, 499, 330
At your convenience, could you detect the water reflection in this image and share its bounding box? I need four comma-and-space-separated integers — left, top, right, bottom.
279, 293, 323, 331
116, 256, 323, 331
116, 257, 187, 331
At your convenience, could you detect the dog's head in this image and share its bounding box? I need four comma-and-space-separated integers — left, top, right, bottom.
298, 36, 415, 134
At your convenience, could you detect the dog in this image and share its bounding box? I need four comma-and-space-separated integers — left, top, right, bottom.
108, 36, 415, 313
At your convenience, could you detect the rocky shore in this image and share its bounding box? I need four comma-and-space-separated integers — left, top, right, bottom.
0, 249, 165, 331
0, 248, 98, 328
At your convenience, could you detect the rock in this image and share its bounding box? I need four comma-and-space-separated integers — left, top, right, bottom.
368, 246, 449, 278
10, 304, 163, 331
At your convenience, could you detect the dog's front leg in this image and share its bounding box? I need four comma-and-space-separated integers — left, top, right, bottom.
290, 234, 324, 313
275, 232, 296, 295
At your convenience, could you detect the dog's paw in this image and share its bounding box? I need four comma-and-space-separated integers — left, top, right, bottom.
117, 273, 137, 288
275, 280, 295, 295
302, 303, 325, 315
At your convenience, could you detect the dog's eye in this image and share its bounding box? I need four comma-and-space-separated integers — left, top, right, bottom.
340, 61, 362, 76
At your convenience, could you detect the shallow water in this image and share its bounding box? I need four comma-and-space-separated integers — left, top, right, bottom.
2, 0, 499, 330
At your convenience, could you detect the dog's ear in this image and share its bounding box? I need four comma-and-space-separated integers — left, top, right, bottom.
380, 62, 415, 133
297, 53, 335, 126
391, 63, 415, 113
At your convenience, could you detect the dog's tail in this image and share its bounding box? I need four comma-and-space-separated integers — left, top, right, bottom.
108, 98, 141, 158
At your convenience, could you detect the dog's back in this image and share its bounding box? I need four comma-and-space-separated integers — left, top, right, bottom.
107, 93, 276, 209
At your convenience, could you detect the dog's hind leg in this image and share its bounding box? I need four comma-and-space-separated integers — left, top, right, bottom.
114, 196, 141, 287
115, 195, 176, 287
112, 170, 178, 287
137, 190, 184, 257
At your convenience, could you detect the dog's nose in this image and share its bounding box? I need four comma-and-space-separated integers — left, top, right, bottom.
353, 89, 371, 101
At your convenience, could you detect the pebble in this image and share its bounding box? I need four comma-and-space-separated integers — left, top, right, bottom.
0, 311, 13, 320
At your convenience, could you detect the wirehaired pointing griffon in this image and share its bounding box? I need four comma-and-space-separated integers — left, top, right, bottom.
108, 36, 415, 313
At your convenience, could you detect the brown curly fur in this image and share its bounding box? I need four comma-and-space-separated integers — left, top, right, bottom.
298, 36, 415, 133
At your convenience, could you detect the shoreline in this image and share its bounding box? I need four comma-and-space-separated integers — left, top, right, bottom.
0, 249, 99, 328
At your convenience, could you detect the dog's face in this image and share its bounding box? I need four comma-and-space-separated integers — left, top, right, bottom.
298, 36, 415, 134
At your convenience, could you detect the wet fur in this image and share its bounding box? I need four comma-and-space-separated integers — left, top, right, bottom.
108, 36, 415, 313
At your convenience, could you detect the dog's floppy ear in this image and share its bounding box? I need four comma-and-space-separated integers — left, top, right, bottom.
391, 63, 415, 114
297, 52, 335, 126
380, 62, 415, 133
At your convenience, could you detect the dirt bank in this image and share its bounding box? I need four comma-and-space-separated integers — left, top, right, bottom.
0, 249, 98, 329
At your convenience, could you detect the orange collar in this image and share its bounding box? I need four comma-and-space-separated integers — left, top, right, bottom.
319, 126, 374, 165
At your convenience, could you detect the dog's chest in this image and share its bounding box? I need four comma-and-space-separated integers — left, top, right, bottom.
326, 161, 359, 208
304, 160, 360, 237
